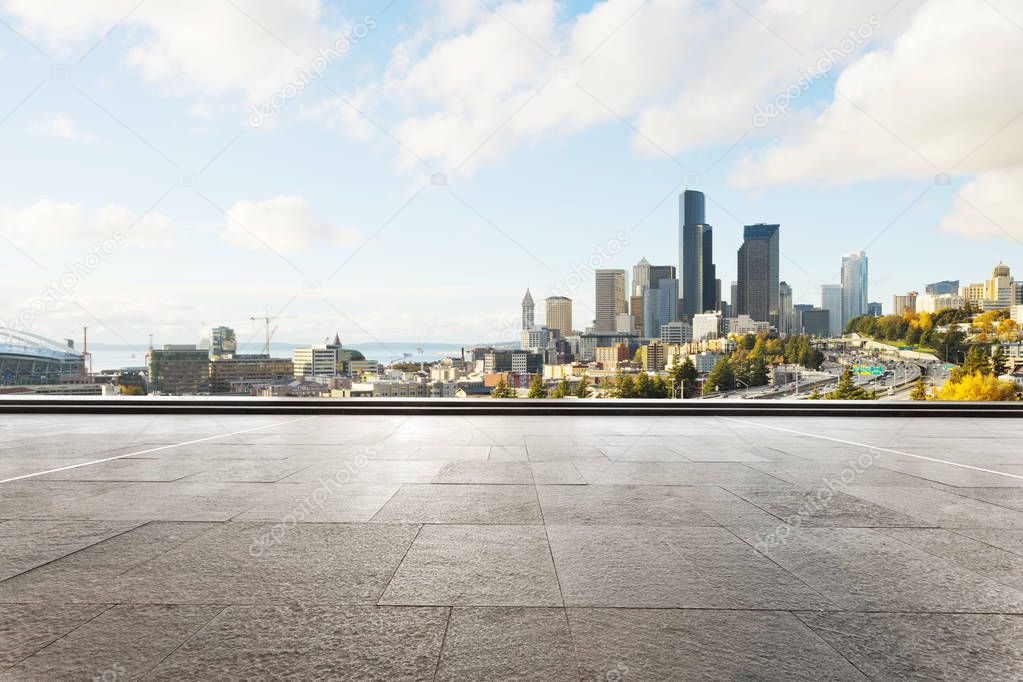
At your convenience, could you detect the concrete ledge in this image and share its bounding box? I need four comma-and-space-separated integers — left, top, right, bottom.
0, 396, 1020, 417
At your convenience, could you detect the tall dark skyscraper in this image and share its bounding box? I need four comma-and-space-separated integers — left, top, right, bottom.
736, 223, 780, 326
679, 190, 714, 320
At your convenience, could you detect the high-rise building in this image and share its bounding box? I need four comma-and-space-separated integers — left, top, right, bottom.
595, 269, 627, 333
801, 309, 831, 337
892, 292, 918, 315
736, 223, 780, 326
643, 276, 679, 338
793, 303, 814, 334
867, 302, 883, 317
679, 190, 714, 320
841, 251, 869, 328
147, 345, 210, 395
986, 263, 1015, 308
779, 282, 793, 335
821, 284, 843, 337
544, 296, 572, 337
926, 280, 959, 296
209, 326, 237, 359
692, 312, 723, 342
632, 258, 651, 296
521, 289, 535, 330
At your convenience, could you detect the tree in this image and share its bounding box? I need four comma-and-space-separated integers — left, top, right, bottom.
750, 355, 770, 387
953, 346, 991, 381
703, 358, 736, 394
550, 376, 570, 399
933, 372, 1019, 401
670, 357, 698, 398
823, 366, 877, 400
992, 345, 1008, 376
909, 377, 928, 401
634, 372, 654, 398
491, 377, 514, 398
574, 376, 592, 398
808, 387, 822, 400
527, 374, 548, 398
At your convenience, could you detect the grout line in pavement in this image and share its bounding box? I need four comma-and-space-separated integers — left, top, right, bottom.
722, 418, 1023, 482
0, 417, 317, 484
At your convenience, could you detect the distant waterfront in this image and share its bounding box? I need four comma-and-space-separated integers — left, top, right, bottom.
85, 342, 468, 372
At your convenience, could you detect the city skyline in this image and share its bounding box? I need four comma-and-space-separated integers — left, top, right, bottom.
1, 0, 1021, 348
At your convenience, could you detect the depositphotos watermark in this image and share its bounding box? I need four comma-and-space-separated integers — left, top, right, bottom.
753, 16, 882, 128
248, 451, 370, 556
753, 446, 882, 552
546, 231, 631, 299
248, 16, 378, 128
4, 231, 127, 332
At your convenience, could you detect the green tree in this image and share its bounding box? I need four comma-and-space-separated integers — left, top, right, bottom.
670, 357, 698, 398
634, 372, 653, 398
992, 345, 1008, 376
824, 366, 877, 400
808, 386, 822, 400
491, 377, 514, 399
574, 376, 592, 398
750, 355, 770, 387
703, 358, 736, 395
550, 376, 570, 399
527, 374, 548, 398
909, 376, 928, 401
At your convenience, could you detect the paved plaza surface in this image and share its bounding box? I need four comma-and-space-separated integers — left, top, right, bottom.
2, 413, 1023, 680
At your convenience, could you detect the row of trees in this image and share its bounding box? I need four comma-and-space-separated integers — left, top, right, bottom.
845, 311, 969, 361
492, 375, 594, 399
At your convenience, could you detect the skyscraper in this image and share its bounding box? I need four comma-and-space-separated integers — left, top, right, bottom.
841, 251, 869, 328
595, 269, 627, 333
640, 265, 678, 338
679, 190, 714, 320
209, 326, 237, 359
544, 296, 573, 337
521, 289, 534, 330
821, 284, 843, 337
779, 282, 793, 336
736, 223, 780, 326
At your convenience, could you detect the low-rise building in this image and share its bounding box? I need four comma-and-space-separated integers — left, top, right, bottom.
147, 345, 210, 395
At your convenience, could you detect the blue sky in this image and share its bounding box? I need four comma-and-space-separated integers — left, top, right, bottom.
1, 0, 1021, 351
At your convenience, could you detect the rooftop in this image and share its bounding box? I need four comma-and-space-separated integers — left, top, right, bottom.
2, 411, 1023, 678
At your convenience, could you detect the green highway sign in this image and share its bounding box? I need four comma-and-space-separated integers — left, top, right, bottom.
898, 346, 914, 351
853, 365, 885, 376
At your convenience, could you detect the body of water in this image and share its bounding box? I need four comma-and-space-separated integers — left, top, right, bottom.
86, 342, 469, 372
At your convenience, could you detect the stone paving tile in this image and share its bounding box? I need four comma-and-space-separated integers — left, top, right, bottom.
547, 525, 833, 609
380, 525, 562, 607
528, 462, 585, 484
0, 519, 141, 581
0, 604, 223, 681
0, 481, 133, 520
952, 527, 1023, 555
876, 527, 1023, 588
55, 481, 277, 522
278, 460, 445, 484
431, 461, 533, 484
146, 605, 448, 681
0, 604, 106, 670
370, 484, 542, 524
575, 462, 788, 486
536, 485, 719, 526
569, 608, 866, 681
0, 522, 218, 604
106, 523, 420, 605
737, 527, 1023, 612
233, 483, 401, 523
726, 485, 924, 527
842, 486, 1023, 528
435, 607, 577, 681
31, 458, 211, 482
797, 612, 1023, 681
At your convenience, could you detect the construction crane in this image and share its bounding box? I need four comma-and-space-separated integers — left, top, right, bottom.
249, 312, 294, 355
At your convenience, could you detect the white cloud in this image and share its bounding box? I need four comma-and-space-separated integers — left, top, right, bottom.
313, 0, 911, 174
219, 195, 360, 253
939, 168, 1023, 242
29, 114, 94, 141
0, 200, 171, 248
732, 0, 1023, 186
2, 0, 336, 101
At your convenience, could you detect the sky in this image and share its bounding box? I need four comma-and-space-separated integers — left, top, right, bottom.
1, 0, 1021, 353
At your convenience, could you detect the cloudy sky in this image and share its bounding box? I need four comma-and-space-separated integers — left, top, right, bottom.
1, 0, 1021, 350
